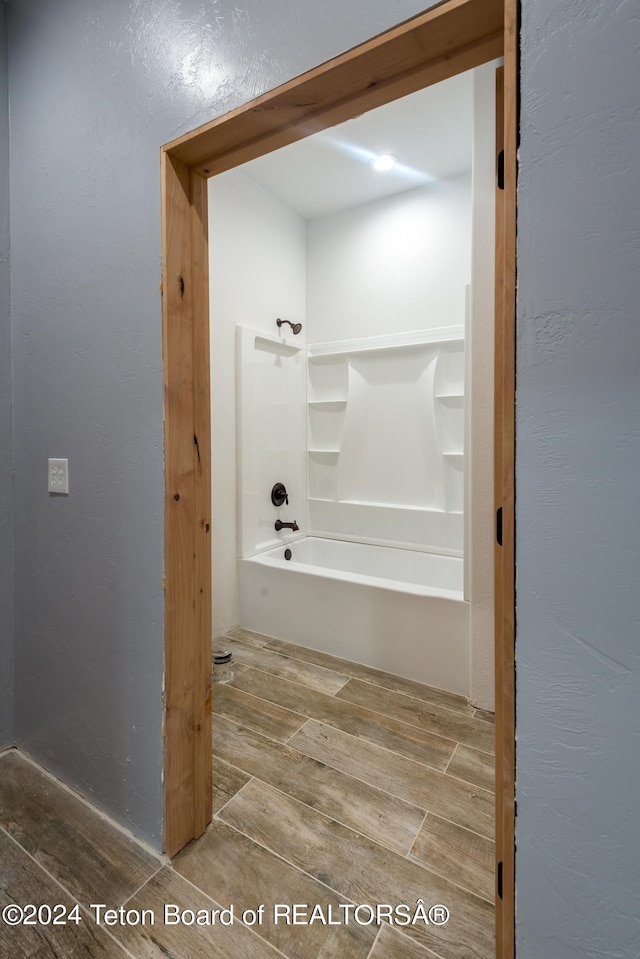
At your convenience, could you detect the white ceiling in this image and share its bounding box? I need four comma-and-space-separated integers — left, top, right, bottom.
238, 69, 474, 220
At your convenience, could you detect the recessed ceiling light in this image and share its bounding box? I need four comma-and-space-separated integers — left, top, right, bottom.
369, 153, 398, 173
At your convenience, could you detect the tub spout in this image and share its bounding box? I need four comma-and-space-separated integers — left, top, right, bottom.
275, 519, 299, 532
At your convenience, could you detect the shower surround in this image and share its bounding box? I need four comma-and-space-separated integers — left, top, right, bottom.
237, 323, 469, 695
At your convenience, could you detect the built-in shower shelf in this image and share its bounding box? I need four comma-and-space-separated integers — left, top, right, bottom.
443, 451, 464, 459
308, 326, 464, 359
308, 448, 340, 455
340, 499, 446, 513
254, 334, 302, 356
307, 400, 347, 409
436, 392, 464, 404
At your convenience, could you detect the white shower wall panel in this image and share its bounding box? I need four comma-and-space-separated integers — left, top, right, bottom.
306, 330, 465, 555
237, 328, 307, 557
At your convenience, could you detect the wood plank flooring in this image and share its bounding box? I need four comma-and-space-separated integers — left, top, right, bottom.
0, 628, 495, 959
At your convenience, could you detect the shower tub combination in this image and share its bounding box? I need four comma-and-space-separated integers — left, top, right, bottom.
239, 536, 468, 696
237, 325, 469, 698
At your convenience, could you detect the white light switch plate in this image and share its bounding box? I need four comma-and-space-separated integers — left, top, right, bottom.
48, 458, 69, 494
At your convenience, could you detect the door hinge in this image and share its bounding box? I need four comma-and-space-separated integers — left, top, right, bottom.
497, 149, 505, 190
497, 860, 504, 899
496, 506, 503, 546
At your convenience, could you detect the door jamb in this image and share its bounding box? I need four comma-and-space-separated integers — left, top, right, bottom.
161, 2, 516, 956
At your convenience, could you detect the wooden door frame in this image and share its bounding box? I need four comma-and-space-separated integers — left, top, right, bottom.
161, 0, 517, 955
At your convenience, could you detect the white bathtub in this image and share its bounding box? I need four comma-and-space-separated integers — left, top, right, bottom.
238, 537, 469, 696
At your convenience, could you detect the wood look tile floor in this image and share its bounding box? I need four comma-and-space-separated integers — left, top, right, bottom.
0, 630, 495, 959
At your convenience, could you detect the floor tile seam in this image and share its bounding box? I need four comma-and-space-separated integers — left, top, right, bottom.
442, 766, 495, 798
225, 629, 274, 649
406, 808, 430, 862
214, 711, 310, 750
221, 705, 493, 809
219, 777, 483, 900
287, 718, 463, 791
224, 639, 351, 691
219, 741, 493, 848
231, 662, 378, 709
213, 681, 310, 727
212, 749, 257, 777
229, 666, 466, 762
118, 863, 167, 910
11, 748, 166, 866
281, 730, 437, 819
94, 924, 139, 959
220, 768, 420, 858
214, 716, 432, 827
262, 640, 361, 679
404, 848, 496, 907
229, 656, 348, 696
0, 820, 141, 951
343, 675, 474, 719
472, 707, 496, 722
335, 688, 494, 746
365, 922, 383, 959
211, 700, 309, 748
331, 673, 352, 695
222, 628, 271, 645
415, 809, 497, 845
335, 680, 489, 725
160, 864, 292, 959
451, 741, 496, 760
261, 641, 472, 719
209, 813, 373, 916
212, 774, 258, 820
388, 923, 448, 959
409, 802, 494, 843
282, 717, 313, 745
241, 635, 485, 730
443, 743, 458, 774
212, 774, 257, 820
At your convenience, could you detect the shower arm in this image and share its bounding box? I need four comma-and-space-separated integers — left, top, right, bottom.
276, 318, 302, 335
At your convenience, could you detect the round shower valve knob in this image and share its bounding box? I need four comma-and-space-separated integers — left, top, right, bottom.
271, 482, 289, 507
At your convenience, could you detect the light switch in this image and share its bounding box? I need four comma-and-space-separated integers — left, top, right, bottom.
48, 458, 69, 494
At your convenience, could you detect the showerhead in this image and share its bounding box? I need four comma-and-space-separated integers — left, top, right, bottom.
276, 318, 302, 336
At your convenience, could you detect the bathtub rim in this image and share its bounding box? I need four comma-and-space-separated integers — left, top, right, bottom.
241, 536, 466, 603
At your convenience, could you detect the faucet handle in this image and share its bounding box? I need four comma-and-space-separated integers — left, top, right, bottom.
271, 482, 289, 507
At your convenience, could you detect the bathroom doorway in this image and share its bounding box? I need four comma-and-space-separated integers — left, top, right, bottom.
209, 63, 497, 700
161, 0, 516, 954
205, 60, 498, 959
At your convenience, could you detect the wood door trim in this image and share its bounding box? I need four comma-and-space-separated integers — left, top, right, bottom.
495, 2, 518, 956
161, 4, 517, 956
161, 154, 212, 856
164, 0, 503, 175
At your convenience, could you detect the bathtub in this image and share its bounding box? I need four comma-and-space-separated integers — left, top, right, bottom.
238, 537, 469, 696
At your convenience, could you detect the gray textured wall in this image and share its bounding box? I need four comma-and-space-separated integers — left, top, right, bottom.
6, 0, 436, 848
0, 2, 14, 749
516, 1, 640, 956
6, 0, 639, 950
